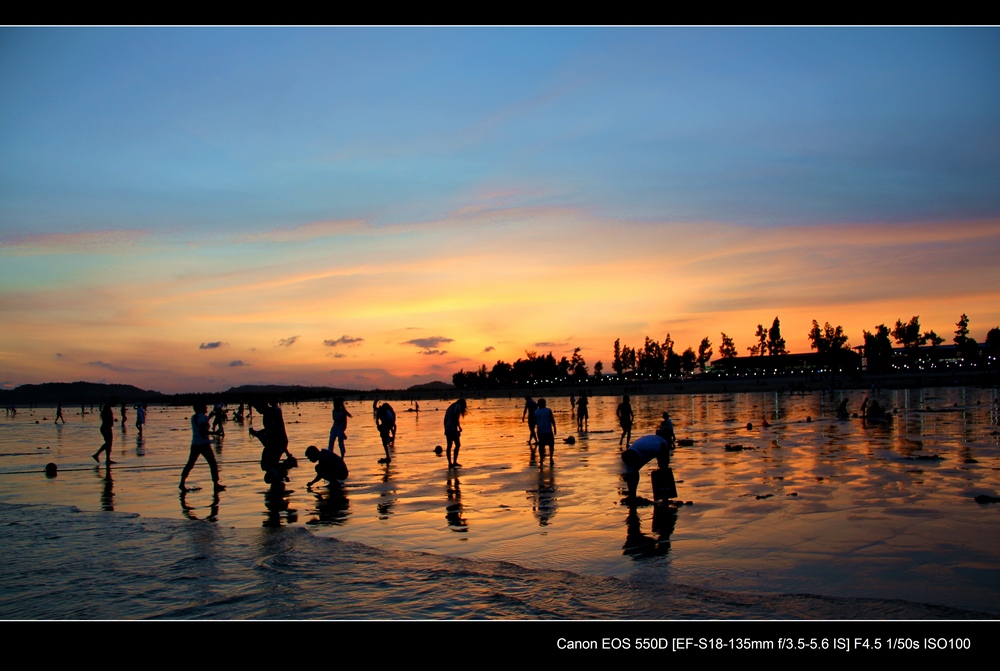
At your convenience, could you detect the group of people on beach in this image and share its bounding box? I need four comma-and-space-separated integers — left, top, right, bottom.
837, 396, 890, 421
516, 392, 676, 501
63, 385, 910, 512
85, 391, 685, 504
73, 399, 149, 461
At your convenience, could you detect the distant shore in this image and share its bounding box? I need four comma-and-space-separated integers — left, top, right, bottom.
2, 369, 996, 408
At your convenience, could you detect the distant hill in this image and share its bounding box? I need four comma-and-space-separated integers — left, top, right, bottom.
406, 380, 454, 391
0, 379, 456, 407
0, 381, 167, 406
224, 384, 351, 396
164, 384, 356, 406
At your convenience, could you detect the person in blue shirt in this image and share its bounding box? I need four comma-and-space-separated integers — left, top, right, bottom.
180, 403, 225, 492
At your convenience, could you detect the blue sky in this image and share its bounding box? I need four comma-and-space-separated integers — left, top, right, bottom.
2, 27, 998, 392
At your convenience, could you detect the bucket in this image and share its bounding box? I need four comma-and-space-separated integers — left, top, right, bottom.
651, 468, 677, 500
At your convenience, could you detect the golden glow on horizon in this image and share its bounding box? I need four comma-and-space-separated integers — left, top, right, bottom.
2, 210, 999, 392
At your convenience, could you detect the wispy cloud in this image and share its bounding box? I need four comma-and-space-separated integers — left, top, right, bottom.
88, 360, 134, 373
235, 220, 368, 244
324, 335, 364, 347
0, 229, 150, 253
199, 341, 226, 350
404, 336, 454, 350
483, 345, 495, 352
277, 336, 300, 348
229, 360, 248, 367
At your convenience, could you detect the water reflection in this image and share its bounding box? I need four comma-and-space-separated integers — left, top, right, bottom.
2, 386, 999, 609
623, 503, 678, 558
445, 475, 466, 531
180, 489, 220, 522
528, 464, 557, 526
307, 484, 350, 527
262, 485, 297, 527
97, 464, 114, 512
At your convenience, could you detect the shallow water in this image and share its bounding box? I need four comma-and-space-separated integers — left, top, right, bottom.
1, 387, 998, 618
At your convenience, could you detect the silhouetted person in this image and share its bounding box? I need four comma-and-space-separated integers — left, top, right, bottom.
250, 400, 294, 483
135, 403, 146, 436
328, 397, 352, 457
534, 398, 556, 461
577, 392, 589, 431
305, 445, 349, 488
836, 398, 849, 420
861, 397, 869, 419
210, 403, 226, 435
180, 403, 225, 492
621, 434, 670, 503
522, 396, 538, 445
376, 402, 396, 464
656, 411, 675, 447
617, 395, 635, 447
54, 402, 65, 424
120, 402, 127, 431
92, 398, 117, 464
444, 398, 467, 468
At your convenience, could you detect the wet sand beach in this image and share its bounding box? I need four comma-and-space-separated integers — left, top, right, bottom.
1, 387, 998, 619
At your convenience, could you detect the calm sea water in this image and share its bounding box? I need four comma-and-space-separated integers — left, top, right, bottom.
1, 387, 998, 619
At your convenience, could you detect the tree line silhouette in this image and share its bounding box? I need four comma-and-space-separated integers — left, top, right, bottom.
452, 313, 1000, 389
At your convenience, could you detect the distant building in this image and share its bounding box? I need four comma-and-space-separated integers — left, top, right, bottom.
710, 350, 862, 376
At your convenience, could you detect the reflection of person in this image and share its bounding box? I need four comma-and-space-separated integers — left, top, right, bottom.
180, 404, 225, 492
92, 398, 116, 464
534, 398, 556, 460
376, 402, 396, 464
617, 395, 634, 447
328, 397, 352, 457
620, 434, 670, 502
577, 392, 589, 431
656, 412, 675, 447
444, 398, 467, 468
306, 445, 348, 488
522, 396, 538, 445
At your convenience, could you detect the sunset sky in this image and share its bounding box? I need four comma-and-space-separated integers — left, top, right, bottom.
2, 27, 999, 393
